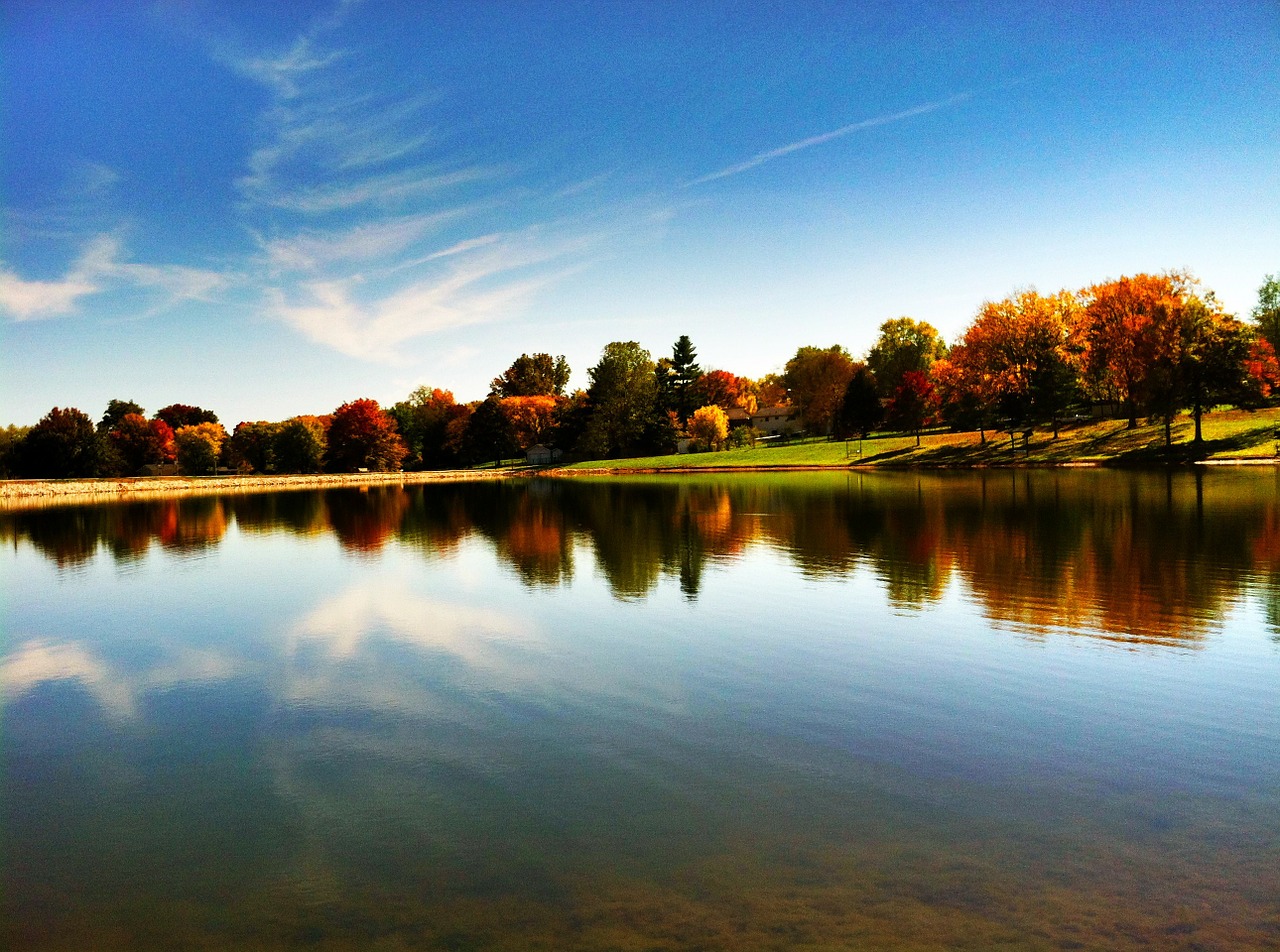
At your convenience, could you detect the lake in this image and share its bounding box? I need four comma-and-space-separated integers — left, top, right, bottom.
3, 469, 1278, 951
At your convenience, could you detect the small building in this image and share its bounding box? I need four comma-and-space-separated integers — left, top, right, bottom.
751, 405, 800, 437
140, 463, 181, 477
526, 444, 562, 466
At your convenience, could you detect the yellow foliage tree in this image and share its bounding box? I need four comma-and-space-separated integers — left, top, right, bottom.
174, 422, 227, 475
688, 404, 729, 451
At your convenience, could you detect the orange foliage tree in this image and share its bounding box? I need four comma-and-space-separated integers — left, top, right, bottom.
1075, 272, 1191, 428
689, 370, 737, 412
951, 289, 1082, 437
499, 395, 561, 450
784, 345, 856, 435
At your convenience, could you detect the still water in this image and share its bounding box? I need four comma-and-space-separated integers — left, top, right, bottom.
3, 470, 1278, 950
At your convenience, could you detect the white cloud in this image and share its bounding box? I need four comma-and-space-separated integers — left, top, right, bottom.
221, 1, 659, 362
249, 165, 495, 215
269, 262, 560, 362
259, 209, 473, 272
0, 234, 230, 321
0, 269, 99, 321
288, 578, 536, 670
1, 640, 135, 719
0, 233, 232, 322
1, 637, 243, 721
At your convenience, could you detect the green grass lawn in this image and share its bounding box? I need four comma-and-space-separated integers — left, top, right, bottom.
561, 406, 1280, 470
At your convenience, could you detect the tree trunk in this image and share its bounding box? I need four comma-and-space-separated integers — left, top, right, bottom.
1193, 397, 1203, 444
1164, 414, 1172, 447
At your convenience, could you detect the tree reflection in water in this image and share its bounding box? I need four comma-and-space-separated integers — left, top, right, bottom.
3, 469, 1277, 645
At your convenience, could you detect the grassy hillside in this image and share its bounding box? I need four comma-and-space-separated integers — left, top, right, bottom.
561, 407, 1280, 470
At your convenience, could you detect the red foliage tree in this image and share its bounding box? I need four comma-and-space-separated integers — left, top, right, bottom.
326, 399, 407, 472
154, 404, 219, 431
1245, 338, 1280, 400
690, 369, 738, 412
887, 371, 938, 446
110, 413, 175, 474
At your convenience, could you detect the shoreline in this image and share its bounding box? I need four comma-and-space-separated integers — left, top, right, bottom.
0, 469, 513, 509
4, 455, 1275, 507
545, 457, 1278, 476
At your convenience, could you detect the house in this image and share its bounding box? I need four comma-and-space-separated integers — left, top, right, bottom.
526, 444, 562, 466
725, 407, 752, 428
751, 405, 800, 437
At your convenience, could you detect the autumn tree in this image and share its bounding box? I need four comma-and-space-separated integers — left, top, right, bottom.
16, 407, 103, 478
225, 421, 280, 474
1161, 296, 1260, 444
953, 289, 1083, 438
326, 399, 407, 472
886, 371, 937, 446
110, 413, 176, 474
688, 404, 729, 451
549, 390, 592, 455
0, 425, 30, 478
1244, 339, 1280, 403
458, 397, 516, 466
490, 353, 570, 397
729, 376, 760, 415
1075, 272, 1191, 428
174, 422, 227, 475
391, 386, 469, 469
784, 345, 856, 435
579, 341, 664, 458
754, 373, 788, 408
1252, 273, 1280, 355
500, 395, 560, 450
866, 317, 948, 396
931, 349, 994, 440
98, 398, 145, 434
273, 417, 327, 473
689, 369, 738, 412
155, 404, 219, 431
838, 364, 883, 439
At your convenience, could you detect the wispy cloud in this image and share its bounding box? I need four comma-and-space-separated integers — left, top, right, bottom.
0, 234, 230, 322
687, 92, 973, 186
258, 209, 472, 272
221, 2, 619, 362
0, 270, 99, 321
228, 18, 476, 216
268, 236, 579, 362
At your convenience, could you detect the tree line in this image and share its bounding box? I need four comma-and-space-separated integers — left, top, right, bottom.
3, 270, 1277, 478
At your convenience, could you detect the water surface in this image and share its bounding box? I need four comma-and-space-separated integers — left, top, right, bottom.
3, 470, 1279, 950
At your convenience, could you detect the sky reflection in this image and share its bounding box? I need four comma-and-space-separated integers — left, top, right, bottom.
3, 472, 1279, 950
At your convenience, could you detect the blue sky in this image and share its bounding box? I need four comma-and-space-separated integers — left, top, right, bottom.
2, 0, 1277, 427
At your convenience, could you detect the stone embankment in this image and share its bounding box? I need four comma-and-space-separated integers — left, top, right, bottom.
0, 470, 513, 508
